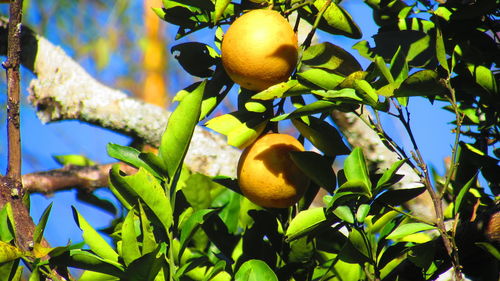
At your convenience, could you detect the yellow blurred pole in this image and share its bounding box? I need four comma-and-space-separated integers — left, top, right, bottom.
142, 0, 168, 107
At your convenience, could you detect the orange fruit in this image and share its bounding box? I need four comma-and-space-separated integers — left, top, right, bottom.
221, 9, 298, 91
237, 133, 310, 208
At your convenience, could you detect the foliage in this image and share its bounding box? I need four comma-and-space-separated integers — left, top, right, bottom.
0, 0, 498, 280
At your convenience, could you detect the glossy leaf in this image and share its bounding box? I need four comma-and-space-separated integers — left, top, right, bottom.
235, 259, 278, 281
297, 68, 345, 90
138, 202, 157, 255
251, 80, 308, 100
61, 250, 124, 277
476, 242, 500, 260
466, 64, 498, 94
292, 117, 350, 157
375, 159, 406, 191
302, 42, 362, 75
356, 204, 370, 223
333, 205, 354, 224
182, 173, 224, 210
159, 80, 205, 179
79, 271, 120, 281
353, 79, 378, 106
107, 143, 162, 179
343, 148, 372, 197
290, 151, 336, 192
349, 228, 370, 259
386, 223, 436, 240
272, 100, 343, 122
124, 246, 165, 281
375, 56, 394, 83
286, 207, 327, 242
0, 204, 15, 243
72, 207, 119, 262
453, 175, 476, 215
394, 70, 445, 97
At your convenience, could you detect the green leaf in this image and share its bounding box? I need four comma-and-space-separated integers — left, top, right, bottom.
124, 246, 166, 281
375, 56, 394, 83
226, 120, 267, 149
251, 80, 308, 100
356, 204, 370, 223
297, 68, 345, 90
138, 202, 157, 255
272, 100, 344, 122
394, 70, 445, 97
302, 42, 362, 75
435, 26, 449, 73
286, 207, 327, 242
59, 249, 124, 277
107, 144, 162, 179
333, 205, 354, 224
476, 242, 500, 260
0, 204, 15, 243
0, 241, 23, 263
300, 0, 361, 39
33, 203, 52, 244
121, 210, 141, 266
343, 148, 372, 197
312, 88, 362, 102
159, 80, 205, 180
72, 207, 119, 262
353, 80, 378, 106
171, 43, 218, 77
53, 154, 95, 166
179, 209, 219, 260
292, 117, 350, 157
79, 271, 120, 281
386, 223, 435, 240
235, 259, 278, 281
376, 159, 406, 191
375, 186, 426, 206
348, 228, 370, 259
466, 64, 498, 94
213, 0, 231, 24
453, 175, 476, 215
108, 167, 172, 232
290, 151, 336, 192
182, 173, 224, 210
245, 101, 268, 113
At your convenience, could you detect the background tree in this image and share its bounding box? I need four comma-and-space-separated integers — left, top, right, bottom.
0, 0, 498, 280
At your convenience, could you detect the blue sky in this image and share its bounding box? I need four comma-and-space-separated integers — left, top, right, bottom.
0, 1, 457, 247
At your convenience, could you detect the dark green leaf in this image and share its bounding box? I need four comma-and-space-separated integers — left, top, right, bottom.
58, 250, 124, 277
272, 100, 344, 122
435, 26, 449, 73
375, 186, 426, 206
290, 151, 336, 192
453, 175, 477, 215
235, 259, 278, 281
160, 80, 205, 179
302, 42, 362, 75
125, 245, 166, 281
466, 64, 498, 94
292, 117, 350, 157
475, 242, 500, 260
179, 209, 219, 260
394, 70, 446, 97
348, 228, 370, 259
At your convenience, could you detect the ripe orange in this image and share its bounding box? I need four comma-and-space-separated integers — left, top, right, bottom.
221, 9, 298, 91
237, 133, 310, 208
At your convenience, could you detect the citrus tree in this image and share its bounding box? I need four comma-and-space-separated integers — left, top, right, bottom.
0, 0, 498, 281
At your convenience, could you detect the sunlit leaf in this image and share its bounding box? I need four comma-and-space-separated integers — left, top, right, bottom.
160, 80, 205, 179
376, 159, 406, 191
33, 203, 52, 244
53, 155, 95, 166
333, 205, 354, 224
235, 259, 278, 281
0, 241, 23, 263
286, 207, 327, 242
72, 207, 119, 262
297, 68, 345, 90
435, 26, 449, 73
386, 222, 435, 240
356, 204, 370, 223
121, 210, 141, 266
213, 0, 231, 24
342, 148, 372, 197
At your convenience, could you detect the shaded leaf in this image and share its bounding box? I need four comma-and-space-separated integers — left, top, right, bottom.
292, 117, 350, 157
394, 70, 446, 97
179, 209, 219, 260
290, 151, 336, 192
343, 148, 372, 197
107, 143, 162, 179
302, 42, 362, 75
376, 159, 406, 191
